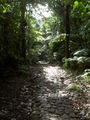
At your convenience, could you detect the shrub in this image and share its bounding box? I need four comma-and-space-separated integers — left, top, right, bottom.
81, 70, 90, 84
63, 49, 90, 71
74, 49, 88, 57
77, 57, 90, 70
63, 58, 70, 68
67, 83, 82, 92
63, 57, 77, 69
84, 58, 90, 68
49, 34, 66, 61
68, 58, 77, 69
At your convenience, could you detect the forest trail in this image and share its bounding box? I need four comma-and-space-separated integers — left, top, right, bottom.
0, 62, 83, 120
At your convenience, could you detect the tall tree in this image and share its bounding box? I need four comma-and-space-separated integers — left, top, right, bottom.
20, 0, 44, 58
65, 5, 70, 58
47, 0, 72, 58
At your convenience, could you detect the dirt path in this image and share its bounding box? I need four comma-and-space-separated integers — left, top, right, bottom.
0, 63, 85, 120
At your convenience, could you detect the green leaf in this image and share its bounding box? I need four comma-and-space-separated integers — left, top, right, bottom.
3, 6, 7, 13
73, 1, 79, 10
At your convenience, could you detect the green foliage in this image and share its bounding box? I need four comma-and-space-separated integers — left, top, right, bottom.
0, 2, 21, 69
73, 1, 79, 10
82, 70, 90, 84
67, 83, 82, 92
63, 58, 70, 68
49, 34, 66, 61
63, 57, 77, 69
63, 49, 90, 70
0, 0, 90, 75
26, 15, 43, 63
71, 0, 90, 51
74, 49, 88, 57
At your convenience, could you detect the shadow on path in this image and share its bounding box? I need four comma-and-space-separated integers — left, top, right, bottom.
0, 63, 82, 120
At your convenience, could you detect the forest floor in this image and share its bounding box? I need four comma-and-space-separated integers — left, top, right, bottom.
0, 61, 90, 120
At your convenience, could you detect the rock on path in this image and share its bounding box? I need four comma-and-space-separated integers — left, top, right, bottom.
0, 63, 82, 120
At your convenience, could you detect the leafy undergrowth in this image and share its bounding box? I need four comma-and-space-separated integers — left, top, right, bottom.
65, 70, 90, 120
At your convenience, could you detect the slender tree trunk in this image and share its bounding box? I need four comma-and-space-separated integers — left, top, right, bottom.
65, 5, 70, 58
21, 2, 26, 58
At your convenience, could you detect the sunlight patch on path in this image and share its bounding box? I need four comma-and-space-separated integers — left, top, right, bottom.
0, 64, 83, 120
43, 65, 66, 83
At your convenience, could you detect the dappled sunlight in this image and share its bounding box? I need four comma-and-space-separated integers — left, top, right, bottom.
48, 114, 60, 120
0, 64, 82, 120
0, 0, 89, 119
43, 65, 66, 83
41, 64, 69, 101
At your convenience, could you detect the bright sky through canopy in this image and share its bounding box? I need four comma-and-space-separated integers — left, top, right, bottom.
32, 4, 52, 20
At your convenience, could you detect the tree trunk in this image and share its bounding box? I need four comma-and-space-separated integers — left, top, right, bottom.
3, 15, 8, 55
65, 5, 70, 58
21, 2, 26, 58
